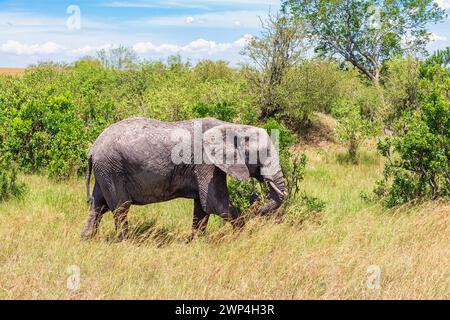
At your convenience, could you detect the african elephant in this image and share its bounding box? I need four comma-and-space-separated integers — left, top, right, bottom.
81, 117, 285, 240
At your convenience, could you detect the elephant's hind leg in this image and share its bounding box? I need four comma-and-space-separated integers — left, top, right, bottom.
113, 201, 131, 241
81, 182, 109, 240
190, 199, 210, 240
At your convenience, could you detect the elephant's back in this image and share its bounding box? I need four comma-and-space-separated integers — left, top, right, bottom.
89, 117, 193, 176
91, 118, 169, 152
88, 116, 227, 161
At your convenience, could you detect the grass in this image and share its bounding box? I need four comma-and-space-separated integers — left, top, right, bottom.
0, 146, 448, 299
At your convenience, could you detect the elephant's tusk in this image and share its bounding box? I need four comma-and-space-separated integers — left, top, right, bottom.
268, 181, 285, 198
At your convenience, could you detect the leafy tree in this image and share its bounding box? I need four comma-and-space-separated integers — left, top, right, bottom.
374, 51, 450, 206
382, 55, 421, 129
335, 101, 378, 163
242, 10, 307, 120
97, 45, 139, 70
285, 0, 446, 87
193, 60, 234, 81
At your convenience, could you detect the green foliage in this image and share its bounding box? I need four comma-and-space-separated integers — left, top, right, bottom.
97, 45, 139, 70
383, 56, 421, 128
4, 93, 87, 177
261, 118, 296, 155
242, 11, 307, 121
228, 179, 266, 213
374, 54, 450, 206
279, 152, 326, 222
335, 101, 378, 163
0, 154, 25, 201
286, 0, 446, 83
277, 60, 342, 127
190, 101, 237, 122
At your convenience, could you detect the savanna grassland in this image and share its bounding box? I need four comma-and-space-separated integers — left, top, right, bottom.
0, 143, 448, 299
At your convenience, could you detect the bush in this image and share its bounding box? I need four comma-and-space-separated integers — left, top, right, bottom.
278, 60, 345, 127
382, 56, 421, 129
190, 101, 237, 122
4, 93, 87, 177
334, 101, 378, 163
0, 154, 24, 201
374, 55, 450, 207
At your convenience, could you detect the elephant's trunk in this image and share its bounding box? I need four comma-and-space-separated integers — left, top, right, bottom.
259, 169, 285, 215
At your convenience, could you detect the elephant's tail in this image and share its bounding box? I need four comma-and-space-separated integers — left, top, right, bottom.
86, 154, 93, 204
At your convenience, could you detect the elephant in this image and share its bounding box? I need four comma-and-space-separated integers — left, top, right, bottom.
81, 117, 286, 241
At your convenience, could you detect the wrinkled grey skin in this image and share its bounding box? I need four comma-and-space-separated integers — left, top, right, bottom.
81, 117, 285, 241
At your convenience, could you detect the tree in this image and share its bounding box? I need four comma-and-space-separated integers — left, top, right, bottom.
242, 10, 307, 119
97, 45, 139, 70
382, 55, 421, 128
285, 0, 446, 87
374, 50, 450, 206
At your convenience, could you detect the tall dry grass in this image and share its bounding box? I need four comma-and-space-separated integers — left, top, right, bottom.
0, 148, 448, 299
0, 68, 25, 76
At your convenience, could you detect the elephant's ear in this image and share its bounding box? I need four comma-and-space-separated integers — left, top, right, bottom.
203, 125, 250, 181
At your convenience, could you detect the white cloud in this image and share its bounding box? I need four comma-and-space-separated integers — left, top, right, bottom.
185, 16, 195, 24
0, 40, 63, 55
430, 33, 448, 42
133, 34, 253, 57
68, 44, 114, 55
0, 34, 253, 63
435, 0, 450, 9
133, 42, 180, 54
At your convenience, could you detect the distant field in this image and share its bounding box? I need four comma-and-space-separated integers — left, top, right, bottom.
0, 68, 25, 75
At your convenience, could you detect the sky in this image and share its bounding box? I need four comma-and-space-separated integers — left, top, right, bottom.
0, 0, 449, 67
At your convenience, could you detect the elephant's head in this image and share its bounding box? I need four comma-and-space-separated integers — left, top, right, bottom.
203, 124, 286, 215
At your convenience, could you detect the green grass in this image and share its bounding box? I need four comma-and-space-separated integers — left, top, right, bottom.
0, 147, 448, 299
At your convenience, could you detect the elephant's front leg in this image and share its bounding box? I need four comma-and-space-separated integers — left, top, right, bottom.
113, 202, 131, 241
191, 199, 210, 240
218, 205, 245, 230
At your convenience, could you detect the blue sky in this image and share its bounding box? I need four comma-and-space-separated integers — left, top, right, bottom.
0, 0, 449, 67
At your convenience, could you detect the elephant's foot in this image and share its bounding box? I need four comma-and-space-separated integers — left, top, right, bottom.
231, 216, 245, 230
81, 231, 96, 241
116, 228, 129, 242
188, 228, 207, 243
81, 213, 100, 240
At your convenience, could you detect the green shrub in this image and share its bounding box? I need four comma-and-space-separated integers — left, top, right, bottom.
382, 56, 421, 128
0, 154, 25, 201
261, 118, 296, 155
4, 93, 87, 177
190, 101, 237, 122
334, 101, 378, 163
374, 55, 450, 207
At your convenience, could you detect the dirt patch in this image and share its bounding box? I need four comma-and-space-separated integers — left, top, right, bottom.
294, 112, 338, 151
